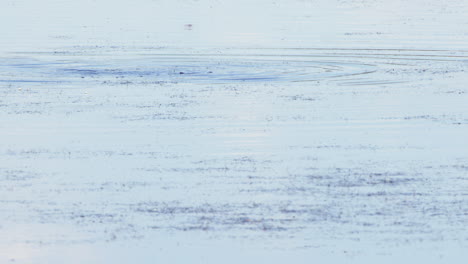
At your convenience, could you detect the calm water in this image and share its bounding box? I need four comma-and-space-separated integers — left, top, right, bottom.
1, 0, 468, 263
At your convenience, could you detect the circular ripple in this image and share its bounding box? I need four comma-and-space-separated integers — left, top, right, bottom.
58, 54, 377, 84
4, 48, 467, 85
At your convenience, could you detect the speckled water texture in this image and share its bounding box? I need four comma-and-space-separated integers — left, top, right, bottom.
1, 0, 468, 263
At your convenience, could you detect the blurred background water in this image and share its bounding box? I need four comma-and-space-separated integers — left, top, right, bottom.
1, 0, 468, 52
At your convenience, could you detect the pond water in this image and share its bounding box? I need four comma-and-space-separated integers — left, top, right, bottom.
1, 0, 468, 263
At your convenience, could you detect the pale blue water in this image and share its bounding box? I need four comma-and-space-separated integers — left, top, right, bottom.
1, 1, 468, 263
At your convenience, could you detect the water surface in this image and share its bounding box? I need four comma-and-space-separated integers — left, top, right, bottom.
1, 1, 468, 263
